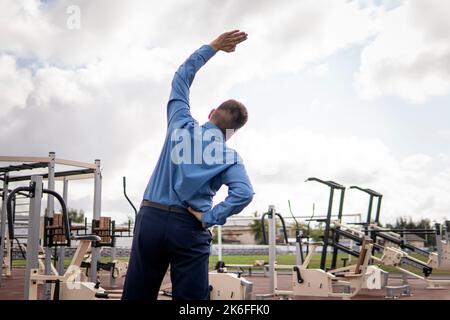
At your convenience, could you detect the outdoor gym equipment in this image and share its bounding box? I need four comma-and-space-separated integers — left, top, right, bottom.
306, 178, 447, 275
0, 153, 103, 288
6, 176, 118, 299
261, 206, 302, 265
305, 177, 346, 270
1, 229, 11, 278
78, 177, 135, 285
0, 153, 134, 290
348, 185, 450, 271
208, 268, 253, 300
435, 221, 450, 270
290, 239, 374, 298
28, 233, 121, 300
156, 267, 254, 300
256, 205, 375, 300
305, 178, 445, 293
123, 176, 137, 220
260, 210, 289, 245
333, 220, 450, 289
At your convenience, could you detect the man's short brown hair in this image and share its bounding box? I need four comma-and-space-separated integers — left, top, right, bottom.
211, 99, 248, 134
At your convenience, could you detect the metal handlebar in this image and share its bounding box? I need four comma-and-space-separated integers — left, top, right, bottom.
305, 177, 345, 190
260, 211, 289, 245
349, 186, 382, 197
6, 186, 32, 240
7, 183, 71, 246
123, 176, 137, 219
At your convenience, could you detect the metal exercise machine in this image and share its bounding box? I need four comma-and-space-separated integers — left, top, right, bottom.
348, 186, 383, 227
305, 177, 346, 270
348, 185, 450, 271
0, 153, 134, 289
306, 178, 450, 292
333, 220, 450, 290
0, 153, 102, 290
72, 177, 135, 287
6, 176, 122, 300
256, 205, 375, 300
435, 221, 450, 270
80, 177, 135, 287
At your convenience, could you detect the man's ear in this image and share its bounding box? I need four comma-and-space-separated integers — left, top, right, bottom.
208, 109, 216, 120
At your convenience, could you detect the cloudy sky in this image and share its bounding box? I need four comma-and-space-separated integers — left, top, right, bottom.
1, 0, 450, 225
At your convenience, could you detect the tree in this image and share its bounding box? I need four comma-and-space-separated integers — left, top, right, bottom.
68, 209, 85, 223
249, 218, 266, 245
387, 216, 435, 248
308, 225, 325, 242
211, 227, 219, 244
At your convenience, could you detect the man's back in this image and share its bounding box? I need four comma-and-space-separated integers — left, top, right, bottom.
143, 44, 253, 227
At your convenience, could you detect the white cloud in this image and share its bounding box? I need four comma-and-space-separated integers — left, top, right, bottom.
355, 0, 450, 103
306, 63, 330, 78
0, 0, 381, 170
0, 54, 33, 116
224, 126, 450, 224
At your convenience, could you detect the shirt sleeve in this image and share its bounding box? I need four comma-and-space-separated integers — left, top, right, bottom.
201, 163, 254, 227
167, 45, 216, 129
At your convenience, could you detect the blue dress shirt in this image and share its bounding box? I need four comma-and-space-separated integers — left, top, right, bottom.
143, 44, 254, 227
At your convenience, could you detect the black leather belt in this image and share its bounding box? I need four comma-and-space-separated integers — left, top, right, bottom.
140, 200, 189, 214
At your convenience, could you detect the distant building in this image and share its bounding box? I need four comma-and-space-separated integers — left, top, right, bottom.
220, 218, 298, 245
404, 234, 426, 249
377, 233, 427, 250
220, 219, 255, 244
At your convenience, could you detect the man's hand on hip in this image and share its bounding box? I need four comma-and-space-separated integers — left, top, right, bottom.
187, 207, 206, 227
210, 30, 248, 53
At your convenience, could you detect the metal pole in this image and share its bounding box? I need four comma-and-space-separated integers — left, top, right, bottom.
435, 223, 443, 265
331, 188, 345, 269
110, 231, 117, 288
268, 205, 276, 295
338, 188, 345, 221
57, 178, 69, 275
400, 231, 409, 286
91, 159, 102, 282
43, 152, 55, 299
375, 196, 382, 224
24, 176, 43, 300
295, 239, 303, 265
320, 188, 334, 270
367, 195, 374, 226
445, 221, 450, 242
0, 174, 9, 286
217, 225, 223, 262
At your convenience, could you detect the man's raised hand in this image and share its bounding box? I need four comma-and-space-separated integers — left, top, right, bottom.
210, 30, 248, 53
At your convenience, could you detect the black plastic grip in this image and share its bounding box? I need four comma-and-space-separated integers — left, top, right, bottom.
6, 186, 34, 240
6, 184, 71, 246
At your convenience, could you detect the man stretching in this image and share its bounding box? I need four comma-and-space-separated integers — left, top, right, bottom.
122, 30, 254, 300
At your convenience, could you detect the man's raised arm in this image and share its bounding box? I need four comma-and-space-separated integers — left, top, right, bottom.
167, 30, 248, 128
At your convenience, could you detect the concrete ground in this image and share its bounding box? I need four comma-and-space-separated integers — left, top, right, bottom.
2, 268, 450, 300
